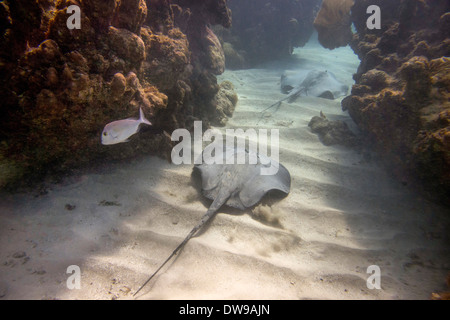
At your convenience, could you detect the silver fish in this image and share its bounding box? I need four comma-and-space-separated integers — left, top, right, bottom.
101, 107, 152, 145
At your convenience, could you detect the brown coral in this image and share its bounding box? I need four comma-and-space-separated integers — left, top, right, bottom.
112, 0, 147, 34
107, 26, 146, 69
308, 115, 360, 147
0, 0, 234, 188
342, 0, 450, 204
209, 81, 238, 126
313, 0, 355, 50
202, 26, 225, 75
140, 26, 190, 91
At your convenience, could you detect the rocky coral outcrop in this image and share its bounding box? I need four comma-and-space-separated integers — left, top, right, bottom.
208, 81, 238, 126
308, 114, 360, 147
215, 0, 322, 68
339, 0, 450, 204
313, 0, 355, 50
0, 0, 235, 188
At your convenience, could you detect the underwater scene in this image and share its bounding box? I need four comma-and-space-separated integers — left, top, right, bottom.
0, 0, 449, 300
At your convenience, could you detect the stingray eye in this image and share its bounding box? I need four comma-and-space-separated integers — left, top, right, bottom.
103, 132, 108, 136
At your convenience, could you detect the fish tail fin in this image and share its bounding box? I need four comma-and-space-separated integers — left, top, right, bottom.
139, 107, 152, 126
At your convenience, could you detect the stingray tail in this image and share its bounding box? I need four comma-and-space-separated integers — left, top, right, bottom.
287, 86, 305, 103
257, 87, 306, 124
257, 98, 286, 124
133, 189, 229, 297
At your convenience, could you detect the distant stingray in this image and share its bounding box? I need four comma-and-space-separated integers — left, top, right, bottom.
134, 147, 291, 296
258, 69, 349, 123
281, 69, 349, 100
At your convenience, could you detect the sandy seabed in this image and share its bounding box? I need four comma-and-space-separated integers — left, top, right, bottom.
1, 40, 449, 300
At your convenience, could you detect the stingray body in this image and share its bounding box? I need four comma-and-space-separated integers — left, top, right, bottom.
134, 148, 291, 296
197, 147, 291, 210
281, 69, 349, 100
280, 69, 311, 94
258, 69, 349, 123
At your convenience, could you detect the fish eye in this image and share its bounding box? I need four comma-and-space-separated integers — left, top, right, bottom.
103, 132, 108, 136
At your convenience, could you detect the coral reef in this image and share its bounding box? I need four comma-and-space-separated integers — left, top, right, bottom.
308, 114, 360, 147
208, 80, 238, 126
0, 0, 235, 188
313, 0, 355, 50
221, 41, 246, 69
215, 0, 322, 68
340, 0, 450, 203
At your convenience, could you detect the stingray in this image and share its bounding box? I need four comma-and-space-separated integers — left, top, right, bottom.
258, 70, 349, 123
281, 69, 349, 100
133, 147, 291, 296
